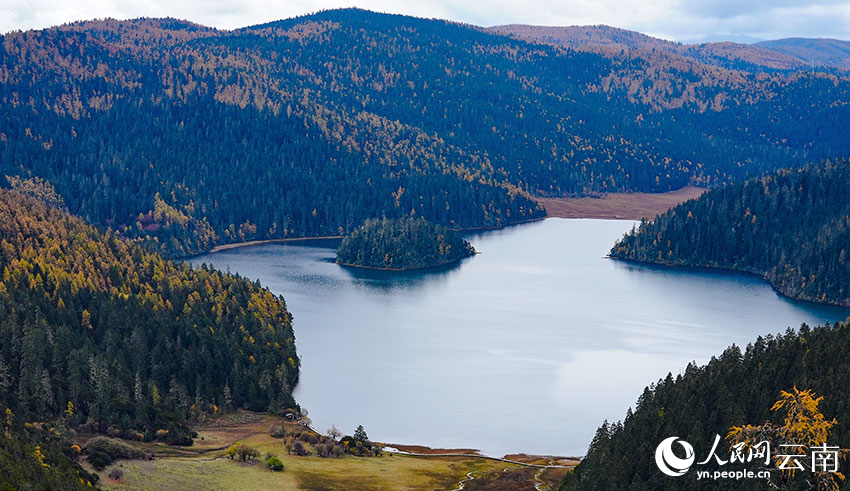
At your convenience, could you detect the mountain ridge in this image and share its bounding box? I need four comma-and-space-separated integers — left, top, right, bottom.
2, 8, 849, 257
487, 23, 850, 71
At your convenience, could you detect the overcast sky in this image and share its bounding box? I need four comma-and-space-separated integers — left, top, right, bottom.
2, 0, 849, 43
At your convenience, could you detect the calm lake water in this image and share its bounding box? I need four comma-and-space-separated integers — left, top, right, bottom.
191, 219, 850, 457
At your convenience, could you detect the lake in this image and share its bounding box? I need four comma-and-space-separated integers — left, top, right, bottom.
191, 218, 850, 457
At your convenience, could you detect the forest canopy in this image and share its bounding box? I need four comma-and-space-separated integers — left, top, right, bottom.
0, 188, 300, 447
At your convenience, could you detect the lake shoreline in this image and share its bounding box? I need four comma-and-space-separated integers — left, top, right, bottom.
608, 256, 850, 309
208, 235, 345, 253
336, 256, 471, 272
197, 188, 702, 256
203, 218, 547, 256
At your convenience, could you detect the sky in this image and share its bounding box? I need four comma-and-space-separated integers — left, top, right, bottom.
2, 0, 849, 43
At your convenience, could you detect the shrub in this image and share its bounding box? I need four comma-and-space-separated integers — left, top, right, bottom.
265, 454, 284, 472
315, 442, 330, 458
108, 468, 124, 481
85, 437, 147, 460
269, 425, 285, 438
292, 440, 309, 456
87, 449, 112, 470
234, 444, 258, 462
300, 432, 319, 445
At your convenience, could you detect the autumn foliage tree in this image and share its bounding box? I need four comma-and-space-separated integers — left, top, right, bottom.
728, 388, 848, 491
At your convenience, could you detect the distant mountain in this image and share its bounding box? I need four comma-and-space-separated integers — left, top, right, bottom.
487, 24, 810, 71
2, 9, 849, 256
756, 37, 850, 70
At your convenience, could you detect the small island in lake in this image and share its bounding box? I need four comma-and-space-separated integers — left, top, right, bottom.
336, 217, 476, 270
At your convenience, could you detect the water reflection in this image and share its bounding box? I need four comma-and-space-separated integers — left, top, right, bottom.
338, 260, 466, 293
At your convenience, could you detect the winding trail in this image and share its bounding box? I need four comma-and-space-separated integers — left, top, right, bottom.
533, 459, 556, 490
448, 470, 480, 491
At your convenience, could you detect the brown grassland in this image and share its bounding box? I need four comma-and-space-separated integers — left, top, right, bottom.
541, 186, 706, 220
87, 412, 574, 490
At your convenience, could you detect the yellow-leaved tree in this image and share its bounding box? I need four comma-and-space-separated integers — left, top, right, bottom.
727, 387, 848, 491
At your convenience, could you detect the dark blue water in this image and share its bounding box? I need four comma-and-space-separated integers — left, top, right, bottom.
191, 219, 850, 457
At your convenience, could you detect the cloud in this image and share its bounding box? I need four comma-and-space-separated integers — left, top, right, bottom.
1, 0, 849, 42
642, 2, 850, 42
676, 0, 845, 20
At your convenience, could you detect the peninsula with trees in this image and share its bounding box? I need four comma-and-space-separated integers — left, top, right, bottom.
609, 158, 850, 306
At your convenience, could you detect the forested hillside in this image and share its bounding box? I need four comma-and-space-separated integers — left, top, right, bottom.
0, 188, 299, 447
755, 38, 850, 70
2, 9, 850, 255
561, 320, 850, 490
336, 217, 475, 270
610, 158, 850, 306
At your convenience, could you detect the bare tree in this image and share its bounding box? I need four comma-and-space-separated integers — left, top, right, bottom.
326, 424, 341, 441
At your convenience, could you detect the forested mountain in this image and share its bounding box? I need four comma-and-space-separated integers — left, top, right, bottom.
610, 158, 850, 306
487, 24, 812, 71
2, 10, 850, 256
336, 217, 475, 270
755, 38, 850, 70
0, 188, 299, 448
560, 320, 850, 490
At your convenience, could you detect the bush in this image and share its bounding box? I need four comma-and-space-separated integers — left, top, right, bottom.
300, 432, 320, 445
85, 437, 148, 470
87, 449, 112, 470
108, 468, 124, 481
269, 425, 285, 438
315, 442, 331, 458
233, 444, 258, 462
265, 454, 284, 472
292, 440, 309, 456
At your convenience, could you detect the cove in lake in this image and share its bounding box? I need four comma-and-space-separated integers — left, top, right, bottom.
191, 218, 850, 457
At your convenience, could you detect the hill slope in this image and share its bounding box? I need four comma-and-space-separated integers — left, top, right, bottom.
2, 10, 850, 256
0, 187, 299, 445
561, 320, 850, 490
487, 24, 810, 71
756, 38, 850, 70
609, 158, 850, 306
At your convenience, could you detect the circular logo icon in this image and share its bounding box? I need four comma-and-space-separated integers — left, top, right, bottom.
655, 436, 695, 477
